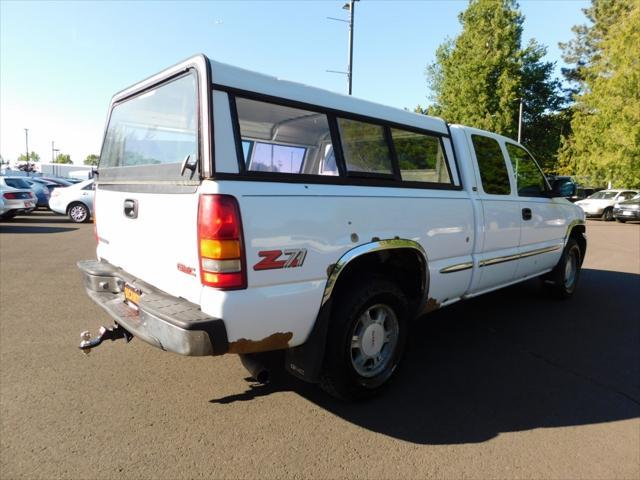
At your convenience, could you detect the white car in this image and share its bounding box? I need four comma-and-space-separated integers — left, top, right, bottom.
0, 183, 37, 219
48, 179, 95, 223
575, 189, 639, 221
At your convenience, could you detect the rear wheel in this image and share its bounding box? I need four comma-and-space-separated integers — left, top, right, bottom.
68, 203, 90, 223
602, 208, 614, 221
320, 277, 408, 400
545, 238, 582, 299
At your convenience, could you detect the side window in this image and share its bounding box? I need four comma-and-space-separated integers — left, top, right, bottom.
471, 135, 511, 195
390, 128, 452, 184
337, 118, 393, 175
505, 143, 549, 197
82, 183, 95, 191
235, 97, 335, 175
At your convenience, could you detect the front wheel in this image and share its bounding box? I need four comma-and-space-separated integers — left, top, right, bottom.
602, 208, 614, 221
320, 277, 408, 400
68, 203, 90, 223
544, 238, 582, 299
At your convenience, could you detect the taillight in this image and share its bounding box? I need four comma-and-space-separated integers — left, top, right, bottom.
3, 192, 18, 199
197, 194, 246, 289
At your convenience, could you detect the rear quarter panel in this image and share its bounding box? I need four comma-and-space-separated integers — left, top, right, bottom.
199, 180, 474, 347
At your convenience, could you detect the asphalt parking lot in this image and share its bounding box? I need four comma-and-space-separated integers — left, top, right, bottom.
1, 212, 639, 479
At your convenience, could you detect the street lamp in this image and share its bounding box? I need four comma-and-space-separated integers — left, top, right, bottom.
517, 99, 523, 143
24, 128, 29, 170
327, 0, 359, 95
343, 1, 358, 95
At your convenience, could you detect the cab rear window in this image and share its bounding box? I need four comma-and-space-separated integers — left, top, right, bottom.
99, 72, 198, 182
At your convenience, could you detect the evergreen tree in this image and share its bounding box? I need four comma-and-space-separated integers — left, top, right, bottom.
558, 0, 639, 187
424, 0, 564, 169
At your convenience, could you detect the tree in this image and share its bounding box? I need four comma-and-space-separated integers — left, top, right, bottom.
84, 154, 99, 166
17, 152, 40, 163
53, 153, 73, 164
557, 0, 639, 187
423, 0, 564, 170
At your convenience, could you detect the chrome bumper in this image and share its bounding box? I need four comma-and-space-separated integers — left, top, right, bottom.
77, 260, 229, 356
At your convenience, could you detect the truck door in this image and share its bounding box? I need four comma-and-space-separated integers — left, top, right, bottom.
504, 142, 566, 278
467, 133, 521, 293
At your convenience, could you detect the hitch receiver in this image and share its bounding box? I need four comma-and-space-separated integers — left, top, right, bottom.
79, 324, 132, 355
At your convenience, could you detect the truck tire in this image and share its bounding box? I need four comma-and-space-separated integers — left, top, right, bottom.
545, 238, 582, 299
320, 277, 408, 400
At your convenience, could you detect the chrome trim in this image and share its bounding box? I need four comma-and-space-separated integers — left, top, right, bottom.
439, 262, 474, 274
321, 239, 428, 306
519, 245, 562, 259
479, 245, 562, 268
479, 253, 521, 268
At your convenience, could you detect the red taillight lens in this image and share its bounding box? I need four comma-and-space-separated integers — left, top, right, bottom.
3, 192, 18, 199
197, 195, 246, 289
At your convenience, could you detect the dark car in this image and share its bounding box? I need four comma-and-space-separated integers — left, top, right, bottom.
613, 195, 640, 223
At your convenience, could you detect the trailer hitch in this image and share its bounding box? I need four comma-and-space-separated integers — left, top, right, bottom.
79, 324, 133, 355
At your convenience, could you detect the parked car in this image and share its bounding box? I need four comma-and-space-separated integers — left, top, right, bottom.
29, 177, 65, 193
40, 177, 74, 187
613, 194, 640, 223
571, 187, 602, 203
0, 183, 36, 219
48, 179, 95, 223
21, 178, 52, 208
0, 176, 42, 208
76, 55, 587, 400
574, 189, 639, 221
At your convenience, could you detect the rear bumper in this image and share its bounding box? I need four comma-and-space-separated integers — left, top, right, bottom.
77, 259, 229, 356
614, 208, 640, 220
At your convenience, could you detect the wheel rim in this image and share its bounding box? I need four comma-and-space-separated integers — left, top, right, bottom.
350, 303, 399, 378
70, 205, 87, 222
564, 250, 577, 289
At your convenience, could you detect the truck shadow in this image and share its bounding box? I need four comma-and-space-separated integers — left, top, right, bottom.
211, 268, 640, 444
0, 225, 78, 234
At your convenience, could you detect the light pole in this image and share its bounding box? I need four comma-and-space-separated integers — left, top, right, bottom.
24, 128, 29, 170
517, 99, 523, 143
52, 141, 55, 162
344, 0, 358, 95
327, 0, 359, 95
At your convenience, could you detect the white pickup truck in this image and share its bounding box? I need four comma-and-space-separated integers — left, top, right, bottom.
78, 55, 586, 399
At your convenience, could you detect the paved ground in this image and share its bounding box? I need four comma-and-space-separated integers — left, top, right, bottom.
1, 212, 639, 480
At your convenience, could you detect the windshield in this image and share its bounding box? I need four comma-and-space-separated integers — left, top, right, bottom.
4, 178, 33, 189
589, 191, 617, 199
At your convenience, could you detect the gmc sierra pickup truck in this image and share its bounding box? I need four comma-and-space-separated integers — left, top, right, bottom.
78, 55, 586, 399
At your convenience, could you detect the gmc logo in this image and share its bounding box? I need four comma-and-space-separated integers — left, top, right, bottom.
253, 249, 307, 271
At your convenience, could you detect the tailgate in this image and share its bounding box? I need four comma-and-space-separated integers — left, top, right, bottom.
96, 188, 201, 304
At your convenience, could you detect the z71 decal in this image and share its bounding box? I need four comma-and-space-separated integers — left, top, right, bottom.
253, 249, 307, 271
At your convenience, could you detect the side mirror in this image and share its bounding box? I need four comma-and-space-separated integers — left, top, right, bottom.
551, 179, 576, 198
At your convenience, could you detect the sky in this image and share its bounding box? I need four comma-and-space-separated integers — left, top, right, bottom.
1, 0, 589, 165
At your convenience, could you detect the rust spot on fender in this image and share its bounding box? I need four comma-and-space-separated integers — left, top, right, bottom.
228, 332, 293, 354
423, 298, 441, 314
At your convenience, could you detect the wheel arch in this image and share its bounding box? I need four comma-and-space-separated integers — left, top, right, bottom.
321, 239, 430, 308
285, 238, 430, 384
566, 220, 587, 265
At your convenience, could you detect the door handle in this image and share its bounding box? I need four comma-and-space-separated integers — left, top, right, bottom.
522, 208, 532, 221
124, 199, 138, 219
